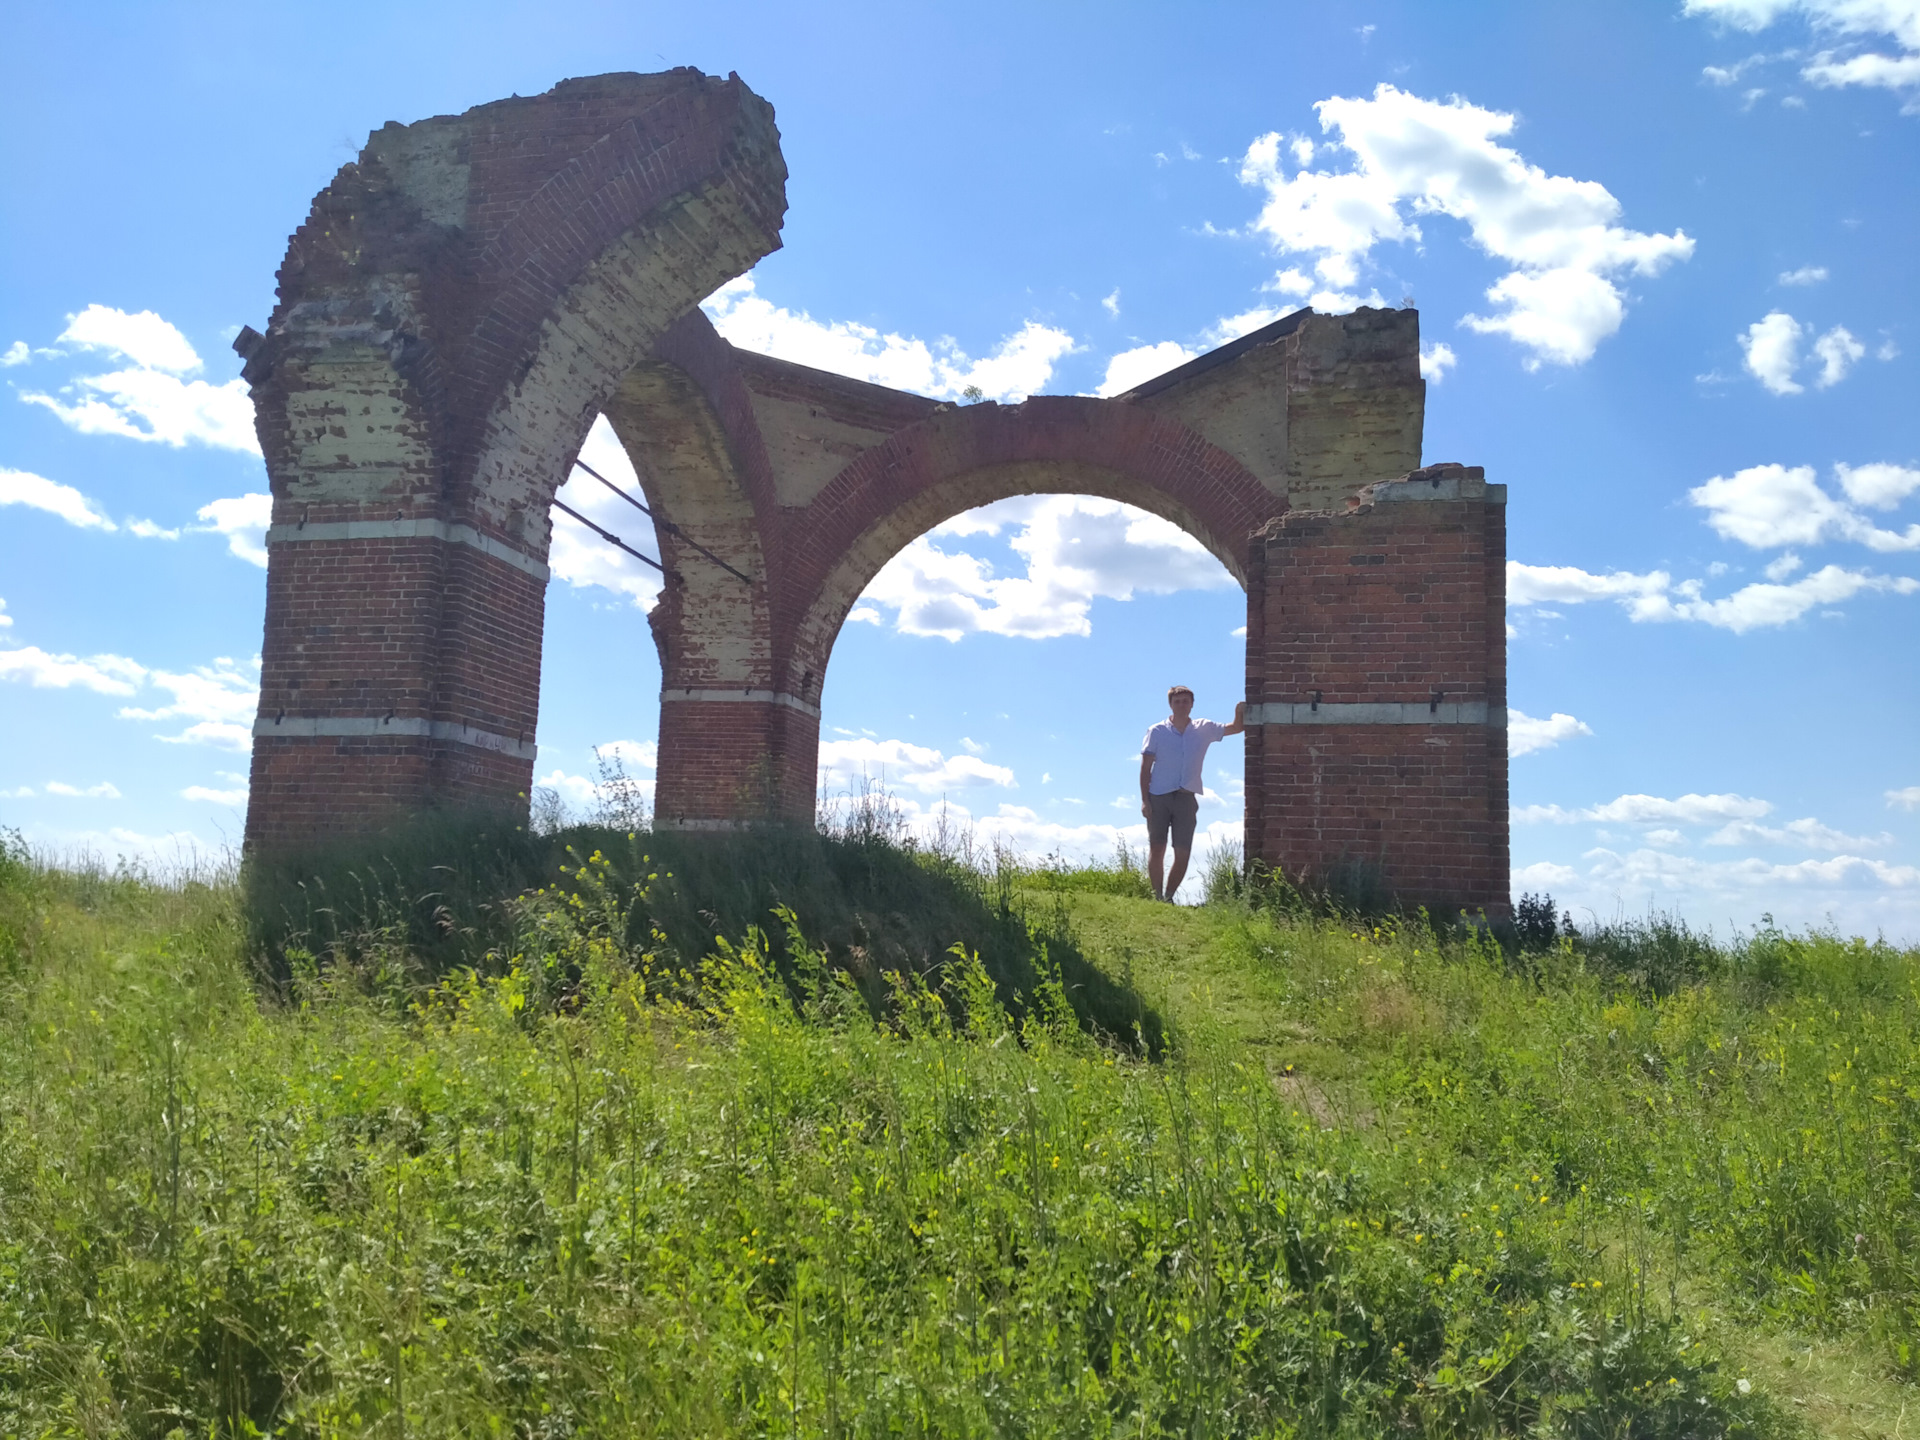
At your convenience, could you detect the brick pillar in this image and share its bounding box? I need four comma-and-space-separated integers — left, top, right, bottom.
652, 692, 818, 827
1244, 464, 1509, 916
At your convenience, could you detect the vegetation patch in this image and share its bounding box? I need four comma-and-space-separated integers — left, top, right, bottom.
1, 825, 1914, 1435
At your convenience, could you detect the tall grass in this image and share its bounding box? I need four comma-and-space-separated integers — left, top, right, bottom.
5, 824, 1916, 1434
1, 842, 1785, 1437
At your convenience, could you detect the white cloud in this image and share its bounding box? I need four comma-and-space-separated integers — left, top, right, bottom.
1419, 342, 1457, 381
182, 785, 248, 806
1741, 310, 1806, 393
21, 305, 258, 454
1102, 289, 1121, 318
1508, 709, 1593, 756
44, 781, 122, 799
0, 598, 11, 628
0, 646, 146, 695
1887, 785, 1920, 810
1836, 462, 1920, 510
1707, 816, 1892, 849
58, 304, 203, 374
1779, 264, 1829, 285
1096, 341, 1197, 397
598, 738, 658, 771
1812, 324, 1865, 386
1508, 557, 1918, 631
0, 630, 259, 750
818, 737, 1016, 795
126, 518, 180, 540
1508, 562, 1672, 609
1518, 792, 1774, 826
1690, 463, 1920, 552
959, 736, 987, 754
118, 656, 261, 741
194, 492, 272, 566
1525, 844, 1920, 935
857, 494, 1235, 641
704, 275, 1076, 403
0, 467, 117, 531
1, 341, 28, 367
1685, 0, 1920, 102
548, 417, 663, 608
157, 722, 252, 752
1237, 84, 1692, 367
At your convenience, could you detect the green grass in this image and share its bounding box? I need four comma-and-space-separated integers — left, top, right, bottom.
1, 825, 1916, 1436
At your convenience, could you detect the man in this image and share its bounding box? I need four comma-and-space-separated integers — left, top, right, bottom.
1139, 686, 1247, 902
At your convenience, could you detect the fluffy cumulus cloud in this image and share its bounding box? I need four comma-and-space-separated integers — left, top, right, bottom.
43, 780, 122, 800
0, 631, 257, 751
1237, 85, 1693, 366
1518, 791, 1774, 826
1096, 342, 1198, 397
818, 737, 1016, 797
1508, 709, 1593, 756
704, 276, 1076, 402
1690, 462, 1920, 552
1888, 785, 1920, 810
817, 792, 1240, 876
1517, 848, 1920, 934
1686, 0, 1920, 105
19, 305, 258, 453
1508, 558, 1918, 632
182, 774, 250, 807
0, 468, 117, 531
1419, 342, 1458, 381
1513, 787, 1920, 928
546, 417, 664, 608
1739, 311, 1874, 394
854, 495, 1236, 641
194, 492, 273, 566
533, 740, 660, 823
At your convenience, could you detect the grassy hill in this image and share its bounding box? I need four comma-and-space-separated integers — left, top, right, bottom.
2, 824, 1915, 1437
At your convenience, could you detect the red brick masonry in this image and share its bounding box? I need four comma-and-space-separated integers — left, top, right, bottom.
239, 72, 1510, 918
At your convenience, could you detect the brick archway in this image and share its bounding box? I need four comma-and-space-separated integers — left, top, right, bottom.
242, 71, 1510, 915
779, 395, 1279, 722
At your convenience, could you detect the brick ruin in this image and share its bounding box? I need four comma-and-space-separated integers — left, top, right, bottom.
237, 69, 1509, 916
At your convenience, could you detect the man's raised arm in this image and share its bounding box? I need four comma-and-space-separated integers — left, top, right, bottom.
1221, 700, 1249, 737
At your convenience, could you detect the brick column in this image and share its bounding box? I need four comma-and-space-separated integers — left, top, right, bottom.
1244, 464, 1509, 916
652, 692, 819, 827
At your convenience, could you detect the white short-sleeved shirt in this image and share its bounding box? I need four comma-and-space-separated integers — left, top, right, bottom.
1141, 718, 1226, 795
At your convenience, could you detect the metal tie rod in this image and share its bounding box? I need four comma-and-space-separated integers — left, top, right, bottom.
550, 498, 669, 576
571, 459, 755, 586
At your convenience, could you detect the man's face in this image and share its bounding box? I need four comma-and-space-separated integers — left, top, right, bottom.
1169, 690, 1194, 717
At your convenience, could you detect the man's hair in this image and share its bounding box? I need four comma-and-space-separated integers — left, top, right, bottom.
1167, 685, 1194, 700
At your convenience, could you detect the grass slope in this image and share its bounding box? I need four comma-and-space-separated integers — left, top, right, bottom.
1, 831, 1916, 1437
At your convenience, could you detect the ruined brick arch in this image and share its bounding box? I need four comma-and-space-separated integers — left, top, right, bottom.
781, 398, 1282, 716
241, 71, 788, 852
242, 69, 1511, 916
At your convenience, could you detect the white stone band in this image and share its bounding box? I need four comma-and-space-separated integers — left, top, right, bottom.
264, 519, 550, 580
660, 687, 821, 719
1249, 701, 1500, 726
252, 714, 538, 759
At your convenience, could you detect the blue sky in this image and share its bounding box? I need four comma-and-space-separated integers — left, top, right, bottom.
2, 0, 1917, 935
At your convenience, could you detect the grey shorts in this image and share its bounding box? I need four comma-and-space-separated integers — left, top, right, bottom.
1146, 789, 1199, 852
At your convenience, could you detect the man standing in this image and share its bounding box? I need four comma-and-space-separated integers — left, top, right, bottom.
1139, 686, 1246, 902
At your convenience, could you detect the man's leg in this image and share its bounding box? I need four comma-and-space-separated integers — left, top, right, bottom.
1147, 841, 1167, 901
1163, 790, 1198, 902
1165, 846, 1191, 902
